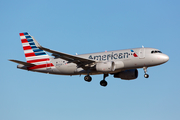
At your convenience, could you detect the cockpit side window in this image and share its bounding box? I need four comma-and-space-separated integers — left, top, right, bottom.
151, 50, 162, 54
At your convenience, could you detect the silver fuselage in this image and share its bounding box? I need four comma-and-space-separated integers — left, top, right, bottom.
19, 47, 168, 75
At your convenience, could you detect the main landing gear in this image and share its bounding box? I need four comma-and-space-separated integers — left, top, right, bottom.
84, 74, 109, 87
143, 67, 149, 78
100, 74, 108, 87
84, 75, 92, 82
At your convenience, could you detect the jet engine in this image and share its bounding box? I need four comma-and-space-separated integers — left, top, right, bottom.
96, 61, 115, 72
113, 69, 138, 80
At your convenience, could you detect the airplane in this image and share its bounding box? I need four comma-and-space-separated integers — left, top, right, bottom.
9, 32, 169, 87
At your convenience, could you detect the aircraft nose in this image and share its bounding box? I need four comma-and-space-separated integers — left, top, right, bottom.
160, 54, 169, 63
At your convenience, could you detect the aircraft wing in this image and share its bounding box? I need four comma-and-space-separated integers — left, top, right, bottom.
40, 46, 95, 64
32, 37, 95, 66
9, 59, 36, 66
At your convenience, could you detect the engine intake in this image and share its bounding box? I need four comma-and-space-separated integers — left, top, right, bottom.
114, 69, 138, 80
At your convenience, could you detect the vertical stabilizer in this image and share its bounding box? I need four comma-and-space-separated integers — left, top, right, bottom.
19, 32, 54, 70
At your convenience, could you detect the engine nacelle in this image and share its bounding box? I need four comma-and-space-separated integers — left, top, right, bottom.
114, 69, 138, 80
114, 61, 124, 70
96, 61, 115, 72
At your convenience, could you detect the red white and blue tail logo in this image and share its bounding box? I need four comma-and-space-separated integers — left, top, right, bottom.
20, 32, 54, 70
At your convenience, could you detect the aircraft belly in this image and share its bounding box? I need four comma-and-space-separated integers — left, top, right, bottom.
123, 59, 147, 68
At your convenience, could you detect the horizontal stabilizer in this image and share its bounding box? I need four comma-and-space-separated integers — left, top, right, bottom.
9, 59, 36, 66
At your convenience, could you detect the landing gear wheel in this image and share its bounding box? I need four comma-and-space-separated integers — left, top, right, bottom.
100, 80, 107, 87
84, 75, 92, 82
144, 74, 149, 78
143, 67, 149, 78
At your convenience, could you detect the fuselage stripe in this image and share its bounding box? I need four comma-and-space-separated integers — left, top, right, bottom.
25, 55, 50, 60
28, 63, 54, 70
27, 58, 50, 63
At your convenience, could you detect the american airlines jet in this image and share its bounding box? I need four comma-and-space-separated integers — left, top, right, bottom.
9, 32, 169, 87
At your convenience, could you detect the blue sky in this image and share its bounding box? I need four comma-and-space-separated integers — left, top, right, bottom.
0, 0, 180, 120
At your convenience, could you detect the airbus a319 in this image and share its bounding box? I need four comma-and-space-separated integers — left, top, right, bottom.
9, 32, 169, 87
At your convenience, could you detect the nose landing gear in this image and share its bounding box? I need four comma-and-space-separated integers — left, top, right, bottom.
100, 74, 108, 87
144, 74, 149, 78
143, 67, 149, 78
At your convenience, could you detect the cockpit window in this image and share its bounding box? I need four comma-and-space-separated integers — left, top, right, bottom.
151, 50, 162, 54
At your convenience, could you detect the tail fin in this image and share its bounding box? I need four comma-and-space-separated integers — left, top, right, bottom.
19, 32, 53, 68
